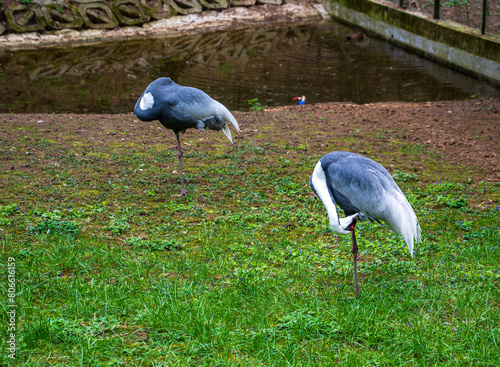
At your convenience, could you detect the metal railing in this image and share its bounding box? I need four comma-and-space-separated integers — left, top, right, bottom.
394, 0, 498, 36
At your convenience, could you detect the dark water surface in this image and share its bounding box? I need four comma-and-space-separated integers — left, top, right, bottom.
1, 20, 499, 114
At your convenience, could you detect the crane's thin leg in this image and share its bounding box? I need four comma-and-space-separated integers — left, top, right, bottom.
352, 229, 359, 296
175, 132, 187, 196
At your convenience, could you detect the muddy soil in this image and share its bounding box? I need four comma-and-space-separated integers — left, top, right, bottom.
2, 99, 499, 184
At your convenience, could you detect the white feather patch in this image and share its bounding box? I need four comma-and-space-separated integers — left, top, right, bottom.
139, 92, 154, 110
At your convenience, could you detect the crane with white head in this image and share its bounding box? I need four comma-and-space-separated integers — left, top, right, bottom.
134, 77, 240, 196
310, 151, 422, 296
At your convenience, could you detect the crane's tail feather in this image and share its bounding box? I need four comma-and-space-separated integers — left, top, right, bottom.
201, 114, 235, 143
227, 115, 240, 134
385, 192, 422, 257
221, 124, 233, 143
219, 102, 240, 134
402, 210, 422, 258
211, 99, 240, 135
220, 109, 238, 143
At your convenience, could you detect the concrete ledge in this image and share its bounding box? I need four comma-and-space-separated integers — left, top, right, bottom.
323, 0, 500, 85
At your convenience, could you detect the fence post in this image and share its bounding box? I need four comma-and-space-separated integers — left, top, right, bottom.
433, 0, 440, 19
481, 0, 488, 34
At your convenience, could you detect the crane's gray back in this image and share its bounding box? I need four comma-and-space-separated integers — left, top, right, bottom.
320, 152, 403, 219
318, 151, 421, 254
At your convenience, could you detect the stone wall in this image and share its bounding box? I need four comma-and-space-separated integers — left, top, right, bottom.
0, 0, 294, 35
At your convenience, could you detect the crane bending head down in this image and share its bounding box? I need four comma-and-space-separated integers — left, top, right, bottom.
310, 151, 422, 295
134, 77, 240, 196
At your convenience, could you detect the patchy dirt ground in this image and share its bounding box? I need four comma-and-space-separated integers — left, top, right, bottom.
2, 99, 499, 186
268, 100, 500, 182
309, 99, 500, 181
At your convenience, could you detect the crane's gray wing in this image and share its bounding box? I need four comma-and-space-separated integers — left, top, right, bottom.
169, 86, 240, 137
322, 152, 403, 222
321, 152, 421, 254
137, 77, 239, 140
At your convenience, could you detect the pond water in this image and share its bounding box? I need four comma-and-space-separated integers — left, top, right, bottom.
1, 19, 499, 114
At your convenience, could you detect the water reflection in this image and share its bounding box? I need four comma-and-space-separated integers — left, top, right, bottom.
1, 20, 498, 114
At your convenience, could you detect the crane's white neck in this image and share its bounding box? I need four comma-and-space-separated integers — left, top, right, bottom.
311, 161, 357, 235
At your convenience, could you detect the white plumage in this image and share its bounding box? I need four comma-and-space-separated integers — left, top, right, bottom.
139, 92, 155, 110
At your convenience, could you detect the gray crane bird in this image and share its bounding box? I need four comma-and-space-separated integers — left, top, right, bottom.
310, 151, 422, 296
134, 77, 240, 196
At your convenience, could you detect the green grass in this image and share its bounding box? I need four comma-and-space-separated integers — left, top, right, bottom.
0, 112, 499, 366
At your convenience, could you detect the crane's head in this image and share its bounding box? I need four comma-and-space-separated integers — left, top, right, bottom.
338, 213, 359, 234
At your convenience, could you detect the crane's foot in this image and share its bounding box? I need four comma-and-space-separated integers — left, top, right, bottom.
177, 189, 187, 197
